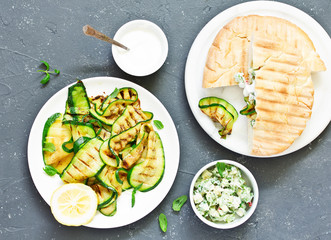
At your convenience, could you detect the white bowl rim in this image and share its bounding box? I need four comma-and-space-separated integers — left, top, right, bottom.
112, 19, 169, 77
189, 159, 259, 229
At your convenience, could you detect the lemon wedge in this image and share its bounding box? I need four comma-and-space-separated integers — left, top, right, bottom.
50, 183, 98, 226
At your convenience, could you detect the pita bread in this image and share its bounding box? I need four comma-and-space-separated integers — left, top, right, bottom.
203, 15, 326, 88
251, 37, 314, 155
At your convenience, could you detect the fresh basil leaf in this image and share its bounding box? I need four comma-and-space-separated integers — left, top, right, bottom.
159, 213, 167, 232
40, 60, 50, 71
153, 120, 164, 130
109, 88, 119, 99
40, 73, 50, 84
172, 195, 187, 212
54, 69, 60, 74
43, 142, 56, 152
131, 183, 143, 207
216, 162, 226, 177
43, 165, 57, 176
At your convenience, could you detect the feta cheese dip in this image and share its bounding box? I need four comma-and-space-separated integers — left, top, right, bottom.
112, 20, 168, 77
193, 163, 254, 223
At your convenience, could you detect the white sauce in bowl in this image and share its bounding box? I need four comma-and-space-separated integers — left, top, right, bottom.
112, 20, 168, 76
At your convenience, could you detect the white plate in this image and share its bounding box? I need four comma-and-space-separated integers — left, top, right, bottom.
27, 77, 180, 228
185, 1, 331, 157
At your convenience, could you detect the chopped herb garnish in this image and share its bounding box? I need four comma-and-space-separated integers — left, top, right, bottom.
172, 195, 187, 212
38, 60, 60, 84
153, 120, 164, 130
43, 142, 56, 153
158, 213, 167, 232
43, 165, 57, 176
109, 88, 120, 99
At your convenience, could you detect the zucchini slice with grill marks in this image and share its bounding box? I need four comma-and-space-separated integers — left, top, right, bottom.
90, 183, 116, 208
99, 200, 117, 216
96, 165, 122, 196
199, 101, 234, 138
89, 88, 138, 126
42, 113, 74, 174
122, 124, 152, 169
199, 97, 238, 121
128, 131, 165, 192
111, 105, 153, 136
66, 80, 90, 115
61, 137, 104, 183
63, 121, 96, 141
99, 123, 142, 167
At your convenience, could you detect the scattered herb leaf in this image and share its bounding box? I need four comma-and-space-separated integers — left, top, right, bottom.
40, 60, 50, 70
172, 195, 187, 212
132, 183, 143, 207
42, 142, 56, 153
40, 73, 50, 84
159, 213, 167, 232
153, 120, 164, 130
43, 165, 57, 176
38, 60, 60, 84
109, 88, 119, 98
216, 162, 226, 177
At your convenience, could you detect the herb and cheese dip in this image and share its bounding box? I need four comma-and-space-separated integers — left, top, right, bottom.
193, 162, 254, 223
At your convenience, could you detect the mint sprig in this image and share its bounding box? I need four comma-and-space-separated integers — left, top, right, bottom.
38, 60, 60, 84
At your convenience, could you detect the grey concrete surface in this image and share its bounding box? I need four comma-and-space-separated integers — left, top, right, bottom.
0, 0, 330, 239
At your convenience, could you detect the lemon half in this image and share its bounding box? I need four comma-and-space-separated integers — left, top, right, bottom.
50, 183, 98, 226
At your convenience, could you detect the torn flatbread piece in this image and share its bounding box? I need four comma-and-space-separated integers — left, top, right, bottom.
203, 15, 326, 88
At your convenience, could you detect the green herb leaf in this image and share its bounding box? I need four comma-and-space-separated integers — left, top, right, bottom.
109, 88, 119, 99
216, 162, 226, 177
131, 183, 143, 207
43, 165, 57, 176
54, 69, 60, 74
40, 60, 50, 71
153, 120, 164, 130
40, 73, 50, 84
42, 142, 56, 152
159, 213, 167, 232
172, 195, 187, 212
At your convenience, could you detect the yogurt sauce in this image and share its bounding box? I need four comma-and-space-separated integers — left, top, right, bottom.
112, 20, 168, 76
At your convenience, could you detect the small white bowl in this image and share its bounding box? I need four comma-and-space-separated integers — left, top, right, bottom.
190, 160, 259, 229
112, 20, 168, 77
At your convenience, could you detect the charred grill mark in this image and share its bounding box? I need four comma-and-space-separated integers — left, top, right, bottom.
72, 164, 86, 177
79, 158, 92, 168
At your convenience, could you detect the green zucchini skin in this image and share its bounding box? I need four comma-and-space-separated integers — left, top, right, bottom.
66, 80, 90, 115
199, 97, 238, 121
42, 113, 74, 174
128, 131, 165, 192
61, 137, 105, 183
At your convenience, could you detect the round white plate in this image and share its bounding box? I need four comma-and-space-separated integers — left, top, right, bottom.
185, 1, 331, 157
27, 77, 180, 228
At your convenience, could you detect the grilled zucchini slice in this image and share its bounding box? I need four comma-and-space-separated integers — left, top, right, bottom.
66, 80, 90, 115
128, 131, 165, 192
61, 137, 104, 183
42, 113, 74, 174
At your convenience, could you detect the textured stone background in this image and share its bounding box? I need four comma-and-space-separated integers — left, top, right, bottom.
0, 0, 330, 239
